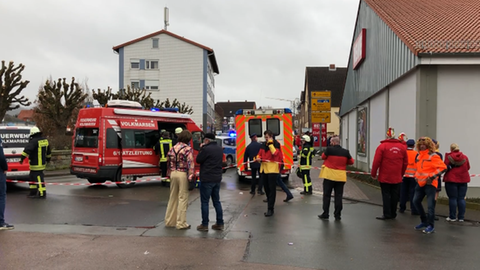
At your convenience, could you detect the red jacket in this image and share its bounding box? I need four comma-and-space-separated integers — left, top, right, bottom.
444, 151, 470, 183
257, 140, 283, 174
371, 139, 408, 184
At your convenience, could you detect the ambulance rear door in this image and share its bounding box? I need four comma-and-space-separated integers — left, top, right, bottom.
71, 117, 101, 173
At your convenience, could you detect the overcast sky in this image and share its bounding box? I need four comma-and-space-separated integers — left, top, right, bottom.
0, 0, 359, 109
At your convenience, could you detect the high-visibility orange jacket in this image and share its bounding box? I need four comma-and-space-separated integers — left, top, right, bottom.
414, 149, 447, 188
404, 149, 418, 178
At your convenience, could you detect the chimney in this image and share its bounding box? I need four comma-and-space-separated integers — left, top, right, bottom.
329, 64, 336, 71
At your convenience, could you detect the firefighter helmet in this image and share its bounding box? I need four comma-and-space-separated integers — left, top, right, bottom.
30, 126, 41, 136
301, 135, 311, 142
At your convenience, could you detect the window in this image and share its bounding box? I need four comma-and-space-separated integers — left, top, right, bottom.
223, 138, 236, 147
152, 38, 159, 48
122, 129, 157, 149
74, 128, 99, 148
248, 119, 262, 138
266, 118, 280, 136
146, 60, 159, 69
145, 80, 159, 90
131, 80, 140, 89
192, 131, 203, 151
130, 59, 140, 69
106, 128, 120, 149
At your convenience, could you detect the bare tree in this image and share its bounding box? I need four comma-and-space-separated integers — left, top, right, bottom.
92, 86, 115, 106
34, 77, 88, 149
0, 61, 31, 121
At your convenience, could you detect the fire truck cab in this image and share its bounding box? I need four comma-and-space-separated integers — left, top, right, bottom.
235, 108, 294, 181
0, 125, 32, 180
70, 100, 204, 188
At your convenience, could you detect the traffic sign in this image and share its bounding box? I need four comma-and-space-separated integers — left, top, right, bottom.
311, 98, 331, 111
311, 112, 331, 123
311, 91, 331, 98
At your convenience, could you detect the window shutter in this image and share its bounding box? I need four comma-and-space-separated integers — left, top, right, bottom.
140, 80, 145, 89
139, 59, 145, 70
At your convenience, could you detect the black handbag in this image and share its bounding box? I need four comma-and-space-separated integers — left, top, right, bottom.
188, 179, 196, 191
296, 167, 303, 178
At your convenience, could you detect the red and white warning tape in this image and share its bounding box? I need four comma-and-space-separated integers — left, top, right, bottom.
5, 177, 170, 186
6, 160, 479, 186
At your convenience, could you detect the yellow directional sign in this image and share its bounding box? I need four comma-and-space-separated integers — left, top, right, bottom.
311, 98, 331, 111
311, 91, 331, 98
311, 112, 331, 123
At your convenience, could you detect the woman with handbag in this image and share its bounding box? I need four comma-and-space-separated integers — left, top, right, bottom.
164, 130, 194, 230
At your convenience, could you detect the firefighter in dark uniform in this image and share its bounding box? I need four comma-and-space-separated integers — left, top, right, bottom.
19, 127, 51, 198
154, 131, 172, 179
300, 135, 314, 195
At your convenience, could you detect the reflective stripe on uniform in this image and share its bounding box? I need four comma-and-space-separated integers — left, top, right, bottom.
37, 175, 46, 196
160, 139, 172, 162
303, 173, 312, 192
300, 147, 314, 170
404, 167, 417, 177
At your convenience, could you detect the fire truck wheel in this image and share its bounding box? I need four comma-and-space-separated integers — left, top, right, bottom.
116, 170, 136, 188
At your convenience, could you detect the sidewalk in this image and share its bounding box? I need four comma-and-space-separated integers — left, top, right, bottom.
289, 157, 480, 223
44, 169, 71, 177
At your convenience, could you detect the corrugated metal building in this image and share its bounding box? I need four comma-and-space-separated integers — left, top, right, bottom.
340, 0, 480, 187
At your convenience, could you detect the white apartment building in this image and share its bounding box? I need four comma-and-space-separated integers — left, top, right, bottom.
113, 30, 220, 132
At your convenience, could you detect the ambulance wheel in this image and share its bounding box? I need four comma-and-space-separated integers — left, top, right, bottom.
116, 170, 136, 188
238, 174, 245, 182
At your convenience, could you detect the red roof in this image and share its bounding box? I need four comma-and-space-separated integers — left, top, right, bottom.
113, 30, 219, 73
17, 110, 34, 121
365, 0, 480, 55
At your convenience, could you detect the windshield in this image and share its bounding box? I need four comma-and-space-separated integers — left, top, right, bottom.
0, 129, 30, 148
74, 128, 99, 148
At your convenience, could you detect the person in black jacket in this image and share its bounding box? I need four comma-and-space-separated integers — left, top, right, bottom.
196, 133, 224, 231
153, 131, 172, 178
19, 127, 51, 198
0, 137, 14, 230
244, 134, 264, 195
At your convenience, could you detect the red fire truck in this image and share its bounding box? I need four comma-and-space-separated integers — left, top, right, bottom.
70, 100, 204, 188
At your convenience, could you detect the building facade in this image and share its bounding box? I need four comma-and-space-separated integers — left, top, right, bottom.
340, 0, 480, 187
113, 30, 219, 132
215, 101, 256, 132
299, 66, 347, 136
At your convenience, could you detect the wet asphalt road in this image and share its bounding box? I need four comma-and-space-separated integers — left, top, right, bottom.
4, 170, 480, 270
